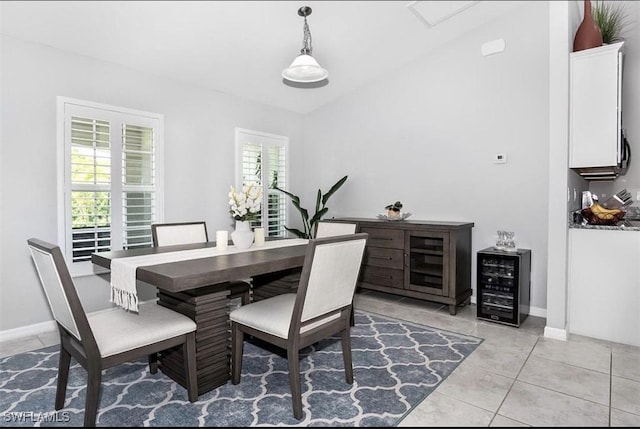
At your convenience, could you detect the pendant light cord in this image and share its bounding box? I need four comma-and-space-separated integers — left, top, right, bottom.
301, 16, 313, 55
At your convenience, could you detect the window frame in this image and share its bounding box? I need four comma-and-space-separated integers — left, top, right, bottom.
57, 97, 164, 277
234, 128, 289, 237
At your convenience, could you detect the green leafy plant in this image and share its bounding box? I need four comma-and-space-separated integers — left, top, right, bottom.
593, 0, 631, 44
275, 175, 348, 239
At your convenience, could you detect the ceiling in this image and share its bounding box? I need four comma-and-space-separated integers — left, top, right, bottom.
0, 1, 529, 114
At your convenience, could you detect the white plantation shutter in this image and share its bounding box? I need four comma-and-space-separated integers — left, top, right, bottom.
69, 116, 112, 263
59, 98, 164, 276
122, 124, 156, 249
236, 129, 289, 237
265, 144, 287, 237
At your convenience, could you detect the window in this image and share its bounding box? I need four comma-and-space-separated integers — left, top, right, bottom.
235, 128, 289, 237
57, 98, 164, 276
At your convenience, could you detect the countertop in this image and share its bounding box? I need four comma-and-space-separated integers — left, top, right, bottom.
569, 220, 640, 231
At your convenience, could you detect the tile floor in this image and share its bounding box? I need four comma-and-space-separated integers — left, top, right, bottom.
355, 290, 640, 427
1, 290, 639, 427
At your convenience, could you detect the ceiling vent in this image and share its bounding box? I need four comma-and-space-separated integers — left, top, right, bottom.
407, 1, 479, 28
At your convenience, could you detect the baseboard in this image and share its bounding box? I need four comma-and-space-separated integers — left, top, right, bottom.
543, 325, 568, 341
0, 299, 158, 343
0, 319, 58, 343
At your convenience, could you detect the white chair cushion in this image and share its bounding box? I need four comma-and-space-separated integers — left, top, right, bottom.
229, 293, 340, 339
87, 302, 196, 358
230, 294, 295, 338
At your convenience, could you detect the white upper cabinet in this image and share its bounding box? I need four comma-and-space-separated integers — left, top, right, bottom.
569, 42, 624, 176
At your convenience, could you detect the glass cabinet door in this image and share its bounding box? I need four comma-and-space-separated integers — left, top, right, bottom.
405, 231, 449, 296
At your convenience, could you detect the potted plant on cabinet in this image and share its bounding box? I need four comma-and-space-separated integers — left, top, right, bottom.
275, 175, 348, 239
593, 0, 631, 44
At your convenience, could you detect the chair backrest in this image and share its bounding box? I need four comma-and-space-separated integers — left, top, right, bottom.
27, 239, 95, 347
152, 221, 208, 247
293, 233, 367, 325
316, 221, 357, 238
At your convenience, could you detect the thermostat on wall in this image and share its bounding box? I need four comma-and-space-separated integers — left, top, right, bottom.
493, 153, 507, 164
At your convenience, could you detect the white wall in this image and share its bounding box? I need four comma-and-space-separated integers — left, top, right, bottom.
0, 36, 303, 331
297, 2, 550, 312
544, 0, 580, 340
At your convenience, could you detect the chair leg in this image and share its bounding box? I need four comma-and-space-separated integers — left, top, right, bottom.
341, 327, 354, 384
242, 289, 251, 306
55, 345, 72, 410
183, 332, 198, 402
84, 362, 102, 427
287, 347, 303, 420
148, 352, 158, 374
231, 323, 244, 384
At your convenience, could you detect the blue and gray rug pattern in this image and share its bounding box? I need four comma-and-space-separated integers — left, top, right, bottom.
0, 311, 482, 427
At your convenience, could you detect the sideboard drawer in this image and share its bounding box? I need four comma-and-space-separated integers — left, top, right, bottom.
363, 247, 404, 269
360, 227, 404, 249
360, 265, 404, 289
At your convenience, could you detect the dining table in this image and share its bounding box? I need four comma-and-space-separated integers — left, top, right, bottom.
91, 238, 308, 395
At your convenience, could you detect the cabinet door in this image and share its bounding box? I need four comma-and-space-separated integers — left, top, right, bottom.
405, 231, 449, 296
568, 229, 640, 346
569, 43, 622, 168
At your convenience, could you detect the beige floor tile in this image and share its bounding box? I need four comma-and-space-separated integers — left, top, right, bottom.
612, 347, 640, 382
611, 408, 640, 427
498, 381, 609, 427
0, 336, 43, 358
515, 315, 547, 336
462, 341, 530, 379
396, 295, 448, 313
357, 297, 480, 337
531, 336, 611, 374
471, 322, 540, 351
398, 391, 494, 427
490, 414, 530, 427
518, 355, 610, 405
611, 375, 640, 415
37, 330, 60, 348
436, 363, 514, 412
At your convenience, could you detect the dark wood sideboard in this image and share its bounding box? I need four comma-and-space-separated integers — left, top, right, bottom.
327, 218, 474, 315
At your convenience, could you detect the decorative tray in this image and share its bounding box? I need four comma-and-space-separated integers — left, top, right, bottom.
376, 212, 412, 221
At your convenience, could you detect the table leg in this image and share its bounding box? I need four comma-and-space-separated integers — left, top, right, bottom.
156, 284, 232, 395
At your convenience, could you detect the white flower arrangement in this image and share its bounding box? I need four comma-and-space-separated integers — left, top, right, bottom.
229, 183, 262, 222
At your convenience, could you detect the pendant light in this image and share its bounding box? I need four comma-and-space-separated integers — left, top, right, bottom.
282, 6, 328, 83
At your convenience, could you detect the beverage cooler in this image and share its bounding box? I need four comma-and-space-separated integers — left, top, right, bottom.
477, 248, 531, 327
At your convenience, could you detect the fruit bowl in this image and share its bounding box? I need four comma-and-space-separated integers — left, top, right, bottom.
581, 207, 625, 225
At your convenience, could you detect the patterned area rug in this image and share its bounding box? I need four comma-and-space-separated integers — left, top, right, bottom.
0, 311, 482, 427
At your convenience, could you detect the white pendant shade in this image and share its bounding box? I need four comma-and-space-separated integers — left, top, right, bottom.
282, 54, 328, 83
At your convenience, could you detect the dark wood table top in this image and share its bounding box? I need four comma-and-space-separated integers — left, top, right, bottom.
91, 241, 307, 293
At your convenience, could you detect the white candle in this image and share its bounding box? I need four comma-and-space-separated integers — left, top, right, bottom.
254, 227, 265, 246
216, 230, 228, 250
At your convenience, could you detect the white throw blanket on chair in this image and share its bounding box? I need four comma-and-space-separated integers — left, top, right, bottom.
110, 239, 308, 312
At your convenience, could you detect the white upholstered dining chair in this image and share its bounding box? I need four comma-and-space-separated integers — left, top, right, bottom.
151, 221, 209, 247
316, 221, 357, 238
151, 221, 251, 306
27, 238, 198, 427
229, 233, 368, 419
